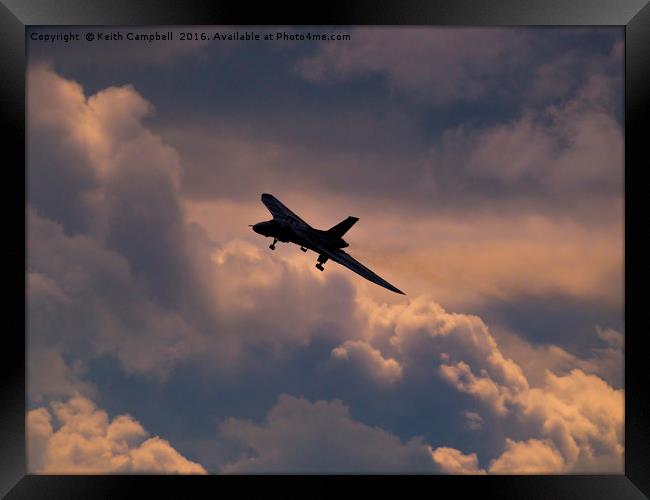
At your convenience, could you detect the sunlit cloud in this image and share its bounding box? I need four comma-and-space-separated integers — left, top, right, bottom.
28, 395, 206, 474
331, 340, 403, 385
353, 296, 624, 472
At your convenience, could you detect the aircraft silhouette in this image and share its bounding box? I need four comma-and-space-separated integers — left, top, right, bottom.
251, 193, 405, 294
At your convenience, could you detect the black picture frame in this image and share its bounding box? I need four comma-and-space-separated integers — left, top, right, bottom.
2, 0, 648, 497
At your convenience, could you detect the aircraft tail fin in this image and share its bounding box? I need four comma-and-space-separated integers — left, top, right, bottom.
326, 216, 359, 238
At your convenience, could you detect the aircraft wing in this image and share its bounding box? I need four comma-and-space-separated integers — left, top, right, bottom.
261, 193, 310, 229
317, 246, 405, 295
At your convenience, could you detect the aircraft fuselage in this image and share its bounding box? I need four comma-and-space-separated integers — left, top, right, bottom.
251, 219, 348, 254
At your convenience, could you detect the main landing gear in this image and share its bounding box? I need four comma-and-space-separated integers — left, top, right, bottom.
315, 254, 328, 271
269, 238, 278, 250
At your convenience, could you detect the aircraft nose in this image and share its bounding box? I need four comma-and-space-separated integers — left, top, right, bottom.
251, 223, 263, 235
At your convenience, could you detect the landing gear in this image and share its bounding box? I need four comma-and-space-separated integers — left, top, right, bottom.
300, 246, 307, 252
269, 238, 278, 250
315, 254, 328, 271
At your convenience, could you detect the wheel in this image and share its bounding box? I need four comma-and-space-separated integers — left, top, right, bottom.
300, 247, 307, 252
269, 244, 276, 250
316, 263, 324, 271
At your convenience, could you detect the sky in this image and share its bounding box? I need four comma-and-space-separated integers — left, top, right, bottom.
26, 26, 624, 474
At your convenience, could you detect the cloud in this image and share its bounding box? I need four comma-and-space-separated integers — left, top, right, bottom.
518, 369, 624, 471
28, 395, 206, 474
355, 296, 623, 472
219, 394, 469, 473
28, 61, 211, 310
295, 29, 622, 113
463, 411, 484, 431
439, 361, 514, 416
432, 72, 623, 195
295, 28, 529, 104
183, 185, 622, 313
431, 447, 486, 474
161, 35, 623, 222
27, 64, 363, 385
444, 351, 622, 471
28, 210, 205, 381
161, 111, 428, 209
176, 236, 361, 375
488, 438, 566, 474
28, 36, 623, 322
493, 325, 623, 389
218, 393, 490, 474
596, 326, 623, 350
28, 348, 95, 404
526, 34, 622, 105
25, 58, 232, 380
331, 340, 403, 385
392, 215, 621, 310
383, 296, 529, 395
211, 293, 622, 474
159, 42, 623, 312
28, 203, 360, 383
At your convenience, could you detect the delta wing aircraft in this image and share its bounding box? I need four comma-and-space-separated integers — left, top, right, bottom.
251, 193, 405, 295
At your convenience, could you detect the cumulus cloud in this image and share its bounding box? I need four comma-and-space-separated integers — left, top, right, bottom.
28, 395, 206, 474
27, 64, 362, 385
354, 296, 624, 472
331, 340, 403, 385
28, 209, 205, 380
488, 438, 566, 474
210, 293, 622, 474
383, 297, 529, 395
220, 394, 456, 473
28, 61, 209, 309
431, 447, 486, 474
518, 369, 623, 471
440, 365, 623, 471
218, 393, 492, 474
28, 201, 357, 382
175, 236, 361, 375
493, 325, 624, 389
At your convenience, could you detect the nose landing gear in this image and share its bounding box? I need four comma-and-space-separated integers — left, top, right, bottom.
269, 238, 278, 250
